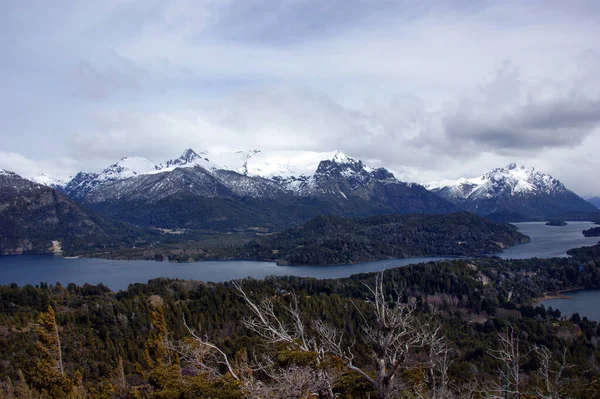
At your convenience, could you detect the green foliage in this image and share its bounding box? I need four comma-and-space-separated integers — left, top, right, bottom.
1, 250, 600, 396
583, 226, 600, 237
0, 177, 159, 255
236, 212, 529, 265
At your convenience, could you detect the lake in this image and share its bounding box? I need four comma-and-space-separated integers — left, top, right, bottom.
541, 290, 600, 322
498, 221, 599, 259
0, 221, 598, 292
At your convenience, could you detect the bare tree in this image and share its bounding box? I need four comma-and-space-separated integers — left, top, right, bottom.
178, 315, 241, 380
533, 346, 571, 399
233, 281, 338, 398
482, 323, 576, 399
316, 272, 443, 399
234, 282, 319, 354
178, 308, 338, 399
485, 324, 524, 399
234, 273, 447, 399
417, 331, 454, 399
176, 274, 452, 399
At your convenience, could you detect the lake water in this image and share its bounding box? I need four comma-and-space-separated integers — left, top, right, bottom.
0, 221, 598, 292
498, 221, 599, 259
541, 290, 600, 322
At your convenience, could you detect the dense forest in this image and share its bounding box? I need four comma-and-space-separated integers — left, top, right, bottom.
1, 243, 600, 398
545, 220, 567, 226
234, 212, 529, 265
83, 212, 530, 265
583, 227, 600, 237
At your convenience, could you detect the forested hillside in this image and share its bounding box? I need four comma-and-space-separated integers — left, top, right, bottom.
235, 212, 530, 265
1, 249, 599, 398
0, 171, 157, 255
80, 212, 530, 264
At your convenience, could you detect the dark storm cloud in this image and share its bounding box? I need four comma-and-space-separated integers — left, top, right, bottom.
445, 97, 600, 151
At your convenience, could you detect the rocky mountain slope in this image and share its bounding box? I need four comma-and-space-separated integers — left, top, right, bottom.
0, 170, 154, 254
426, 163, 598, 221
35, 149, 458, 231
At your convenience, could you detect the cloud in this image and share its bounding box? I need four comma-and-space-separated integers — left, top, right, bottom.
3, 1, 600, 196
443, 66, 600, 153
0, 152, 78, 180
71, 52, 143, 99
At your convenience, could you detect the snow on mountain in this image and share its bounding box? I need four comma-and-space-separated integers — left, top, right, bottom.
52, 149, 379, 199
426, 163, 567, 201
154, 148, 220, 173
427, 163, 597, 219
209, 149, 363, 180
97, 156, 157, 183
30, 173, 66, 187
77, 148, 391, 215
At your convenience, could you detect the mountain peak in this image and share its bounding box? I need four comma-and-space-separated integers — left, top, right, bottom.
160, 148, 217, 172
505, 162, 526, 171
426, 163, 596, 220
0, 169, 19, 178
179, 148, 201, 161
30, 173, 65, 187
331, 150, 353, 163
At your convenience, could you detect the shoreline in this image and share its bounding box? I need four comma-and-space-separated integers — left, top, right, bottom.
533, 287, 585, 304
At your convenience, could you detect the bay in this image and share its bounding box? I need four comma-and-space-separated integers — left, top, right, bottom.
540, 290, 600, 322
498, 221, 598, 259
0, 221, 597, 291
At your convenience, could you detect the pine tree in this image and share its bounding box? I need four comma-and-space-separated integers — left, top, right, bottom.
14, 370, 34, 399
31, 306, 74, 398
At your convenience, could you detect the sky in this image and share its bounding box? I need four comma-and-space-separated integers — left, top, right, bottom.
2, 0, 600, 196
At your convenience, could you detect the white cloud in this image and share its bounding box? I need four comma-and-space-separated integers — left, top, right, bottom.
2, 1, 600, 196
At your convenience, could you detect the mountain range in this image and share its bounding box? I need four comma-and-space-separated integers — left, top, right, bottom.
31, 149, 458, 231
426, 163, 598, 221
23, 150, 600, 229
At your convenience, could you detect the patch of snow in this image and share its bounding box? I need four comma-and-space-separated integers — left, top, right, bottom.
30, 173, 65, 187
426, 163, 567, 200
97, 156, 157, 183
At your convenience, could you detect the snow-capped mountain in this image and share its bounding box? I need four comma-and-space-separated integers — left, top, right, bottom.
36, 149, 456, 230
155, 148, 220, 173
426, 163, 598, 221
30, 173, 66, 188
47, 149, 397, 199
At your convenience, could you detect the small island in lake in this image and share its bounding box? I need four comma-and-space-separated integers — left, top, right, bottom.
545, 220, 567, 226
582, 227, 600, 237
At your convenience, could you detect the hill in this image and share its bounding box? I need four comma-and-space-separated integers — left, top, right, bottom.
0, 170, 156, 255
236, 212, 530, 265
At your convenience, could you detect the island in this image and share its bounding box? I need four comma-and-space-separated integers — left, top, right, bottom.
583, 226, 600, 237
545, 220, 568, 226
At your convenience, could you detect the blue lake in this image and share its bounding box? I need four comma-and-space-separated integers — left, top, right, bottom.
0, 221, 598, 293
541, 290, 600, 322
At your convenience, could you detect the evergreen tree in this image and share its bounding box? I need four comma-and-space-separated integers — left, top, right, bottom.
31, 306, 74, 398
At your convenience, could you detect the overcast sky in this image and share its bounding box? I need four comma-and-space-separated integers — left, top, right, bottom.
2, 0, 600, 196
